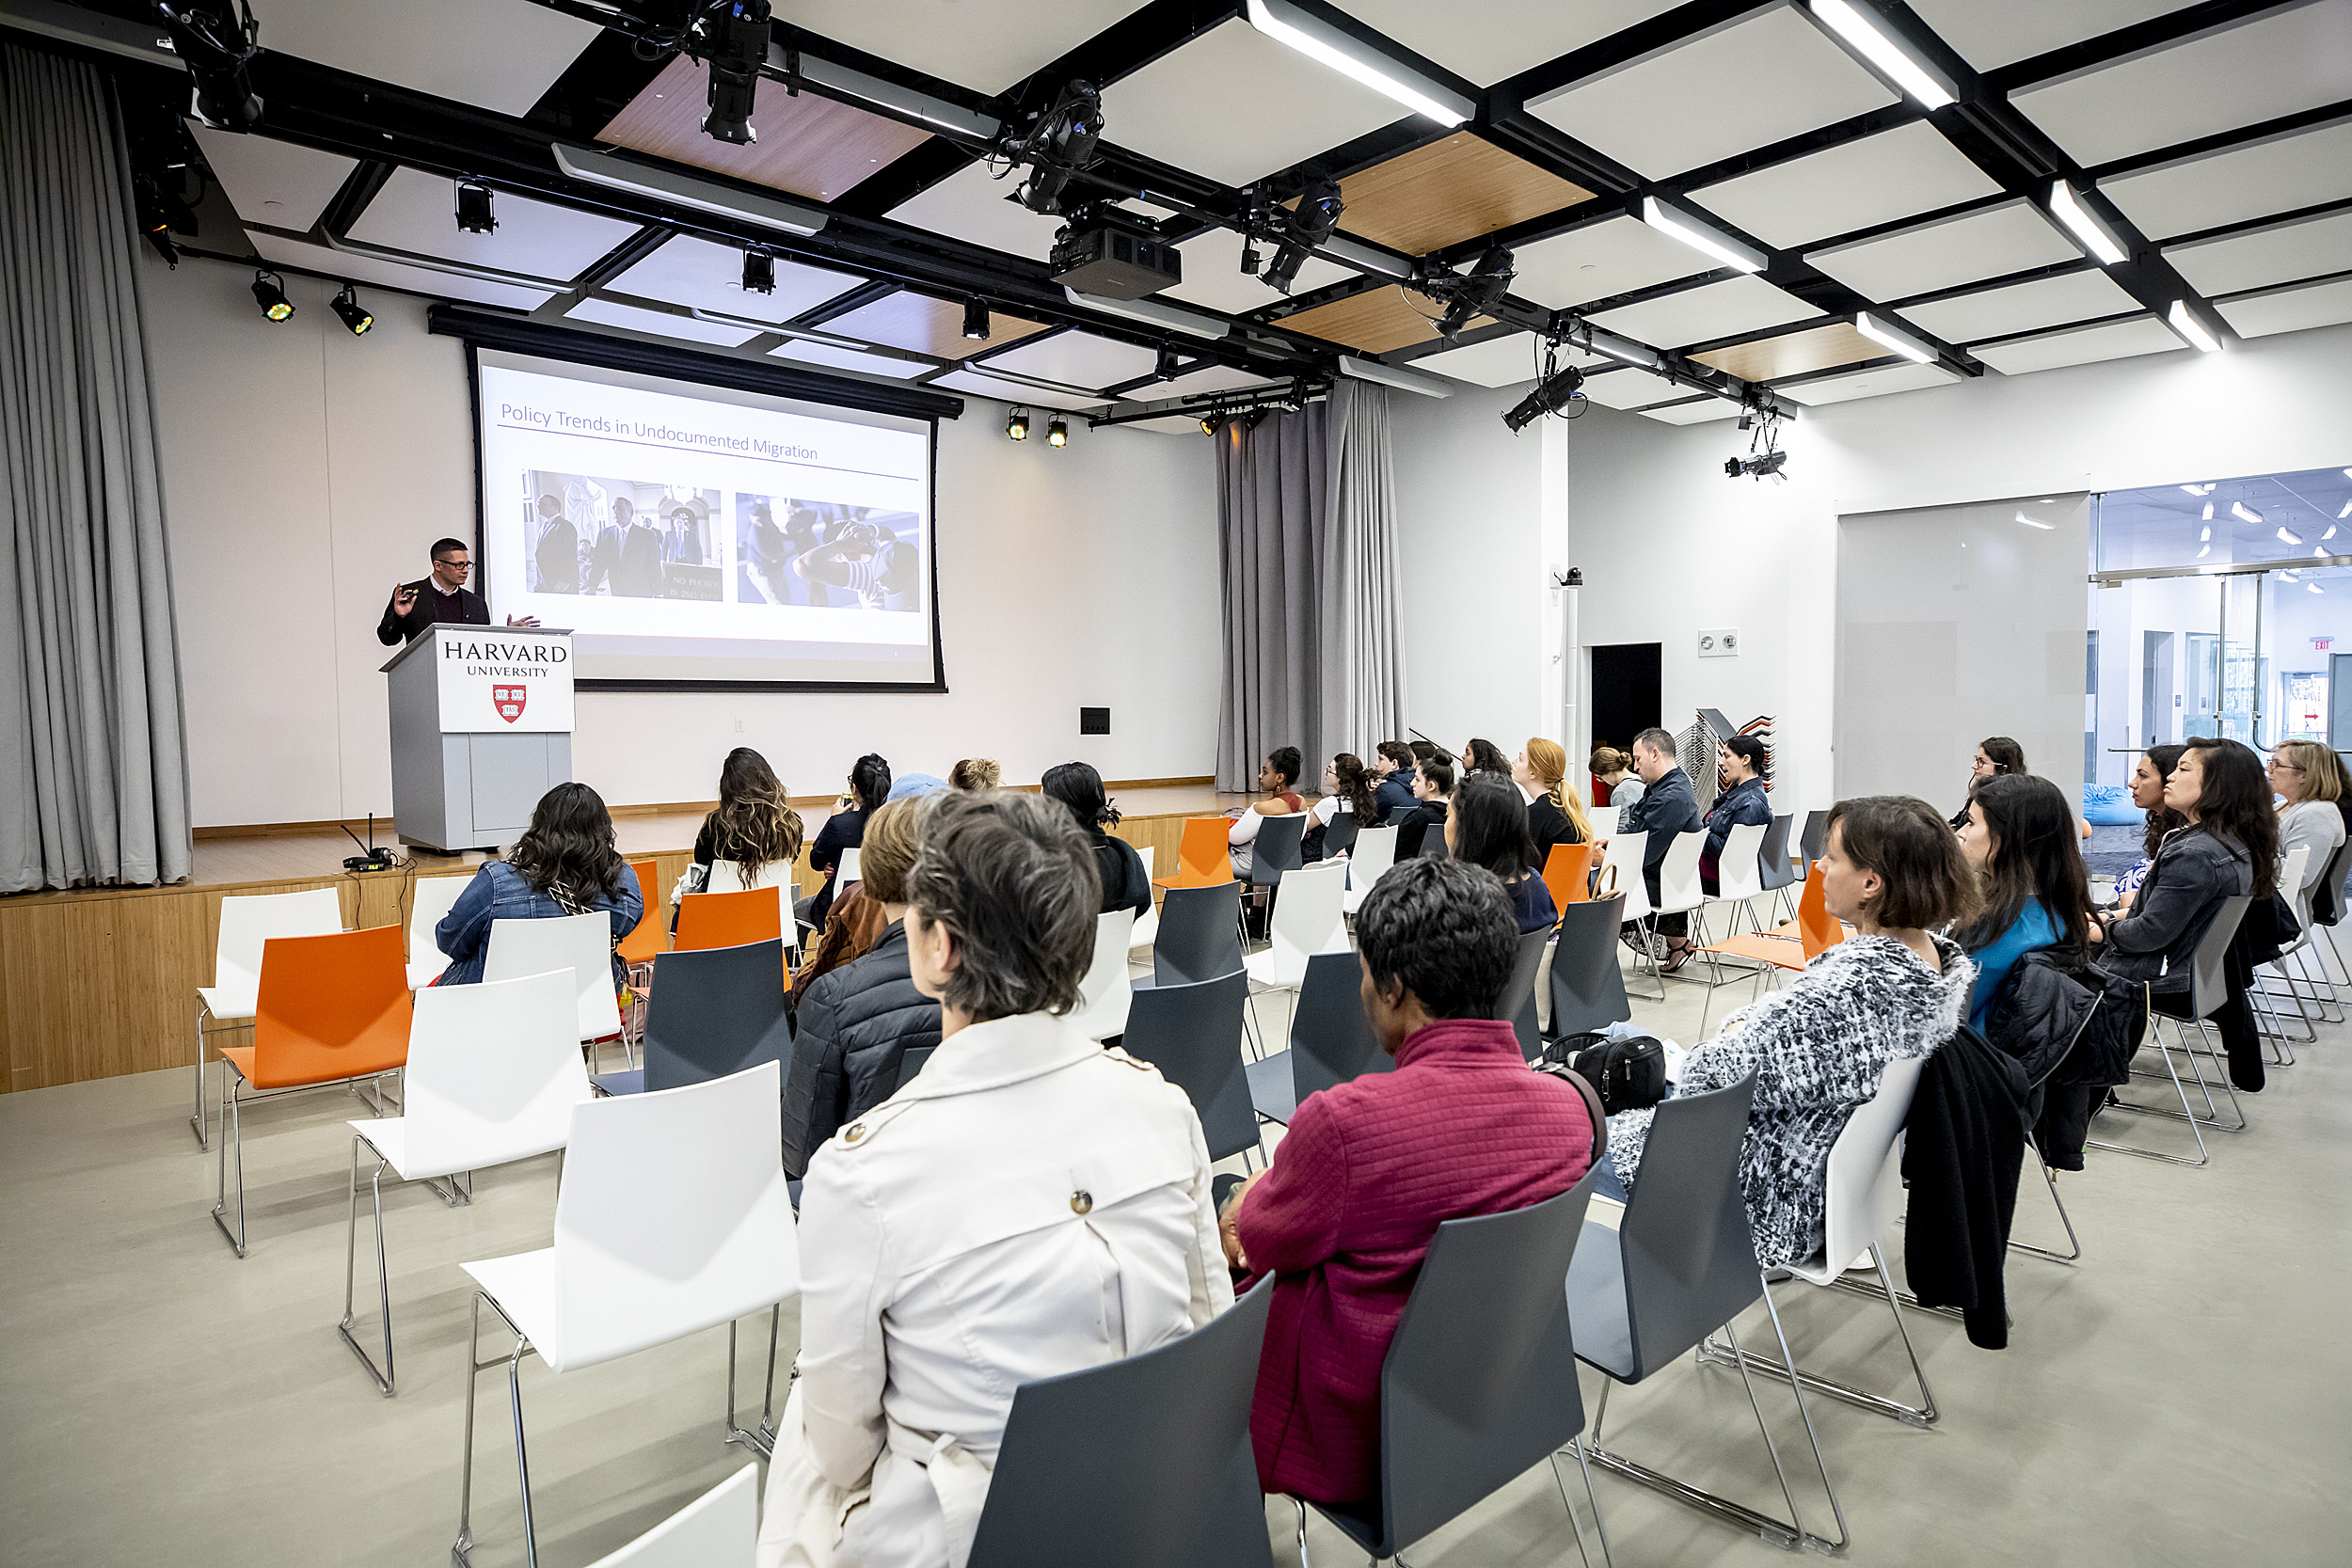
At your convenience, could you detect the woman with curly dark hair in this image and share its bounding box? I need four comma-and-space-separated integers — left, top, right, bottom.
694, 747, 804, 887
434, 782, 643, 990
1304, 752, 1377, 860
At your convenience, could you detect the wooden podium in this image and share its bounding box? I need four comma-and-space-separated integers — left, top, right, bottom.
382, 626, 576, 853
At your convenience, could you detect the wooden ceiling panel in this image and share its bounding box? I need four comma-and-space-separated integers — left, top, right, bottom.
1690, 322, 1885, 382
1333, 132, 1596, 257
817, 291, 1050, 360
1277, 286, 1491, 355
597, 55, 932, 204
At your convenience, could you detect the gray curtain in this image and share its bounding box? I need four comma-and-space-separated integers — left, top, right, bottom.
1, 42, 192, 892
1215, 380, 1406, 790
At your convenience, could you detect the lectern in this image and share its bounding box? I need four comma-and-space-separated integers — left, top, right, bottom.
382, 626, 576, 853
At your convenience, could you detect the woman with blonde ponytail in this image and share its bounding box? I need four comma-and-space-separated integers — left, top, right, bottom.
1515, 737, 1590, 862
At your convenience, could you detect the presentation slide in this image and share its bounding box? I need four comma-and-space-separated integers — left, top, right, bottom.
473, 348, 940, 688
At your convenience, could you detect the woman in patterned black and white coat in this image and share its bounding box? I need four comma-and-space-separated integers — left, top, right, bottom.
1603, 795, 1980, 1268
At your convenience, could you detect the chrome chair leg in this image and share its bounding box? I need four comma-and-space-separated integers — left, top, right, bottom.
1707, 1250, 1937, 1428
453, 1291, 536, 1568
2009, 1142, 2083, 1263
211, 1064, 248, 1256
724, 1307, 784, 1458
2089, 1020, 2211, 1165
1549, 1436, 1615, 1568
340, 1135, 397, 1396
1755, 1277, 1850, 1554
191, 1004, 210, 1148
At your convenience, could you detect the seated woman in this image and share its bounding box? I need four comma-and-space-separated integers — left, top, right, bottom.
1957, 773, 2090, 1033
802, 752, 890, 930
1947, 736, 2025, 831
1041, 760, 1151, 918
947, 757, 1000, 792
1591, 746, 1640, 810
1228, 745, 1306, 877
692, 747, 803, 892
2111, 745, 2186, 910
781, 800, 940, 1177
1515, 737, 1591, 863
1602, 796, 1979, 1268
2268, 738, 2345, 920
758, 791, 1230, 1568
1667, 735, 1774, 974
1222, 858, 1594, 1509
1304, 752, 1376, 861
435, 783, 644, 991
1450, 772, 1557, 933
1458, 736, 1511, 780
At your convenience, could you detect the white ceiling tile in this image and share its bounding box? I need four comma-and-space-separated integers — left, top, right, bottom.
1525, 6, 1896, 182
1142, 363, 1285, 399
1102, 18, 1410, 189
1687, 121, 2004, 251
1896, 269, 2141, 343
1776, 359, 1960, 404
886, 163, 1067, 262
189, 126, 356, 232
769, 340, 938, 379
2102, 118, 2352, 240
246, 0, 596, 117
1509, 214, 1709, 309
2164, 210, 2352, 298
1972, 314, 2185, 375
245, 230, 555, 313
979, 329, 1162, 388
1407, 333, 1549, 388
1330, 0, 1688, 87
1577, 366, 1682, 408
1584, 274, 1820, 349
2216, 275, 2352, 339
1905, 0, 2188, 72
776, 0, 1153, 96
562, 298, 761, 348
924, 370, 1107, 413
345, 168, 641, 283
1164, 226, 1351, 315
1805, 198, 2078, 300
1640, 397, 1744, 424
2009, 3, 2352, 168
607, 235, 862, 325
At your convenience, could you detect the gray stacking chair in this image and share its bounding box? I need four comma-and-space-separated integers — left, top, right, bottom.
1320, 811, 1359, 862
1549, 895, 1633, 1041
1797, 809, 1829, 867
1246, 950, 1393, 1126
2091, 892, 2252, 1165
1248, 812, 1308, 889
593, 939, 791, 1098
892, 1043, 935, 1096
1151, 881, 1245, 988
1568, 1073, 1849, 1555
1502, 927, 1549, 1061
1419, 827, 1450, 859
1121, 971, 1258, 1164
967, 1277, 1278, 1568
1296, 1165, 1613, 1568
1756, 813, 1798, 924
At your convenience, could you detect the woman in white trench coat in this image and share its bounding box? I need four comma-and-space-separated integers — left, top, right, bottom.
759, 789, 1233, 1568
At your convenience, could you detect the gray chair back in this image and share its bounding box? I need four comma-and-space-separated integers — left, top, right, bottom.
1420, 827, 1450, 860
1548, 895, 1632, 1039
1121, 971, 1256, 1162
642, 938, 792, 1090
1799, 809, 1829, 866
1248, 813, 1308, 887
1501, 927, 1548, 1061
893, 1043, 934, 1095
2188, 893, 2253, 1020
1756, 813, 1797, 893
1291, 950, 1394, 1103
1152, 881, 1244, 987
1321, 812, 1359, 861
967, 1276, 1278, 1568
2313, 834, 2352, 927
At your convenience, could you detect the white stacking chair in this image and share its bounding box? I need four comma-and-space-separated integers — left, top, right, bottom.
485, 912, 627, 1070
453, 1063, 801, 1568
1588, 804, 1619, 841
192, 886, 342, 1148
836, 846, 863, 886
2251, 844, 2318, 1053
584, 1466, 759, 1568
1340, 826, 1401, 915
1245, 859, 1349, 994
1068, 908, 1139, 1041
1708, 821, 1770, 936
1129, 846, 1159, 954
405, 874, 474, 989
341, 969, 593, 1396
704, 858, 790, 895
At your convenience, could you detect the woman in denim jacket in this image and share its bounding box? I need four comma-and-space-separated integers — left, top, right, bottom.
434, 783, 644, 990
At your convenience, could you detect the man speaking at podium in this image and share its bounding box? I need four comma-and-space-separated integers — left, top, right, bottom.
377, 537, 539, 645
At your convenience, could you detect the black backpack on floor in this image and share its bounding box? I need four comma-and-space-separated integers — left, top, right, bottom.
1540, 1030, 1668, 1117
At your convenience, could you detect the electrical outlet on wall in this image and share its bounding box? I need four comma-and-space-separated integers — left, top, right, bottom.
1698, 627, 1740, 658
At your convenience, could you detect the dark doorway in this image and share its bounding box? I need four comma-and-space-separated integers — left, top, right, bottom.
1591, 642, 1662, 752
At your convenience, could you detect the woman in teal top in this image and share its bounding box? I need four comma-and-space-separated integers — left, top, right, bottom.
1955, 773, 2091, 1032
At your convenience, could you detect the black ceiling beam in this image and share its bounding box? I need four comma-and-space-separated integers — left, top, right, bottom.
1489, 0, 1771, 112
1979, 0, 2295, 93
2086, 97, 2352, 182
573, 221, 676, 293
317, 160, 398, 239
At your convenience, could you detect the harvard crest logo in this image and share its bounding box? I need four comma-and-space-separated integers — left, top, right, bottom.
493, 685, 527, 723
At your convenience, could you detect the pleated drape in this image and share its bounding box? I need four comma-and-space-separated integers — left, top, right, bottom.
0, 42, 193, 891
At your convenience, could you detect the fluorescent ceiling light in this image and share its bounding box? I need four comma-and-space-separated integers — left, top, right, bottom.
1064, 286, 1230, 341
2180, 483, 2215, 496
2280, 569, 2298, 580
2014, 511, 2055, 530
2235, 500, 2266, 525
2049, 182, 2126, 266
1810, 0, 1956, 109
1855, 311, 1935, 365
2202, 502, 2215, 521
1642, 197, 1767, 274
2200, 526, 2211, 542
2326, 526, 2340, 541
2317, 547, 2329, 559
2338, 500, 2351, 519
1246, 0, 1473, 126
1338, 355, 1454, 399
553, 145, 826, 236
2276, 528, 2301, 546
2197, 544, 2211, 558
794, 55, 1000, 139
1585, 329, 1659, 371
2312, 583, 2327, 594
1320, 234, 1415, 280
2167, 300, 2223, 353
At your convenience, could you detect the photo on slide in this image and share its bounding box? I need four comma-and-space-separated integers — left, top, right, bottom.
520, 471, 723, 603
735, 496, 923, 612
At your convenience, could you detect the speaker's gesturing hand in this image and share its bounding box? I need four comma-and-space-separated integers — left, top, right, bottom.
391, 581, 417, 614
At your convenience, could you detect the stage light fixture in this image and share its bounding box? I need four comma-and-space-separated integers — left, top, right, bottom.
1265, 175, 1343, 294
1200, 414, 1220, 436
1244, 0, 1472, 125
2049, 182, 2126, 265
1502, 361, 1586, 434
1154, 345, 1181, 380
157, 0, 263, 131
1810, 0, 1956, 109
249, 269, 294, 322
1428, 243, 1515, 340
329, 284, 373, 335
454, 181, 496, 234
1855, 311, 1935, 365
1047, 415, 1069, 448
1007, 407, 1030, 441
1641, 197, 1766, 274
740, 247, 776, 294
961, 298, 990, 340
1007, 80, 1104, 216
700, 0, 771, 145
2167, 299, 2223, 353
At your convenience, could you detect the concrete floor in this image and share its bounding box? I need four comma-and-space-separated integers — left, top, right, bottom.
4, 947, 2347, 1567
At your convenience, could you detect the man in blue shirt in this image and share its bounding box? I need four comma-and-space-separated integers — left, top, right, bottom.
1370, 740, 1419, 826
1606, 727, 1701, 956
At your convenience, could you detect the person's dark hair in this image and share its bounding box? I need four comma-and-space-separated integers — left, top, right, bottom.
1956, 774, 2090, 954
1356, 857, 1518, 1020
507, 782, 627, 903
848, 752, 892, 813
1331, 752, 1376, 820
2180, 736, 2279, 900
1408, 739, 1437, 766
1722, 734, 1771, 780
709, 747, 804, 880
1265, 746, 1302, 790
1825, 795, 1981, 931
1463, 737, 1509, 778
1631, 726, 1676, 763
1979, 736, 2026, 776
1041, 761, 1120, 829
2140, 743, 2189, 860
1416, 754, 1455, 797
905, 790, 1100, 1021
431, 537, 469, 561
1376, 739, 1415, 773
1451, 771, 1538, 879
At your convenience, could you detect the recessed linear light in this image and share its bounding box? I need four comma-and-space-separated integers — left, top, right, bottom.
2277, 527, 2302, 546
2167, 300, 2224, 354
1856, 311, 1936, 365
2312, 583, 2327, 594
2197, 543, 2212, 558
1586, 329, 1660, 371
2339, 500, 2352, 519
1810, 0, 1957, 109
2201, 526, 2211, 542
553, 145, 825, 236
2049, 182, 2127, 266
2203, 502, 2215, 521
1246, 0, 1473, 126
2014, 511, 2055, 530
2236, 500, 2267, 526
2280, 569, 2298, 581
2316, 548, 2328, 560
1642, 197, 1767, 274
2327, 526, 2341, 542
2180, 483, 2216, 497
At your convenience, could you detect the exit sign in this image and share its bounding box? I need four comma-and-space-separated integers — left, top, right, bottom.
2315, 638, 2333, 651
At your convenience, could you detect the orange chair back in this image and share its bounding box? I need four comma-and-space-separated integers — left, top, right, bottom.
1542, 842, 1593, 911
1153, 817, 1234, 888
1796, 863, 1844, 959
244, 926, 412, 1089
675, 888, 789, 990
616, 859, 663, 966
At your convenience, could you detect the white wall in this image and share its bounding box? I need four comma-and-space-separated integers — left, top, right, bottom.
143, 254, 1222, 827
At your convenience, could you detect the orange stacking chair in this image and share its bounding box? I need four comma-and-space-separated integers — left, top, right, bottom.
1542, 842, 1594, 913
1154, 816, 1235, 889
616, 859, 664, 973
213, 925, 412, 1257
1696, 863, 1845, 1033
675, 886, 793, 995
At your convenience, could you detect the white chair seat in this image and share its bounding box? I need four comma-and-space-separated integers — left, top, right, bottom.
1129, 909, 1158, 952
352, 1113, 568, 1184
405, 958, 446, 990
197, 984, 258, 1022
1244, 947, 1302, 989
461, 1248, 569, 1368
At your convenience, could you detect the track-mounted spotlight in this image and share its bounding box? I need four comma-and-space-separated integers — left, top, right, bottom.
329, 284, 373, 335
1502, 360, 1584, 433
1007, 407, 1030, 441
739, 248, 776, 293
1200, 414, 1220, 436
156, 0, 262, 132
1155, 344, 1181, 380
1007, 80, 1104, 216
962, 298, 990, 341
1265, 174, 1343, 294
250, 269, 294, 323
700, 0, 771, 145
454, 181, 496, 234
1047, 416, 1069, 448
1429, 243, 1514, 340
